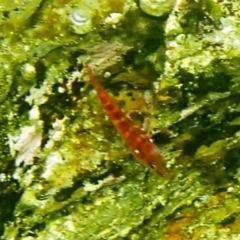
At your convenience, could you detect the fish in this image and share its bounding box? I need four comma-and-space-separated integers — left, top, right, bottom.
87, 66, 168, 176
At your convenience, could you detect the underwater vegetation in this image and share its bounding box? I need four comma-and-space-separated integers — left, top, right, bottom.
1, 0, 240, 239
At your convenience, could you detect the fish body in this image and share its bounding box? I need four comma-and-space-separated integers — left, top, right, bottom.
87, 66, 167, 176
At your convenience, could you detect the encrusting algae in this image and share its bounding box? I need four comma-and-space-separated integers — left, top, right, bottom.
1, 0, 240, 239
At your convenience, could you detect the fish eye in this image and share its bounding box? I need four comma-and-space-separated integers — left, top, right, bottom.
150, 164, 156, 169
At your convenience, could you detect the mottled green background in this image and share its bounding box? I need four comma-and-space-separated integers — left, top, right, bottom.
1, 0, 240, 239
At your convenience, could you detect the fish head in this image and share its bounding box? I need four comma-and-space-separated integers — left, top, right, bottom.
145, 146, 168, 176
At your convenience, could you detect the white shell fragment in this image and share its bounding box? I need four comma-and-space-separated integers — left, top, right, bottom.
105, 13, 122, 25
13, 125, 42, 166
69, 8, 92, 34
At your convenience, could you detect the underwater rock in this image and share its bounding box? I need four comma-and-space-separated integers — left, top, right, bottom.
139, 0, 175, 17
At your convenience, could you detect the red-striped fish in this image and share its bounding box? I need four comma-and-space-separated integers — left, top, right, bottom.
87, 66, 167, 176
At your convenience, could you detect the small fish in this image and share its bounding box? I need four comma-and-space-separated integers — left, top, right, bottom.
87, 66, 167, 176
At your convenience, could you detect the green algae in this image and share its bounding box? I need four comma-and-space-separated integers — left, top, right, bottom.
1, 0, 240, 239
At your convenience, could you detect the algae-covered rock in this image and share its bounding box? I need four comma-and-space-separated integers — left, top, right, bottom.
139, 0, 175, 17
1, 0, 240, 239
